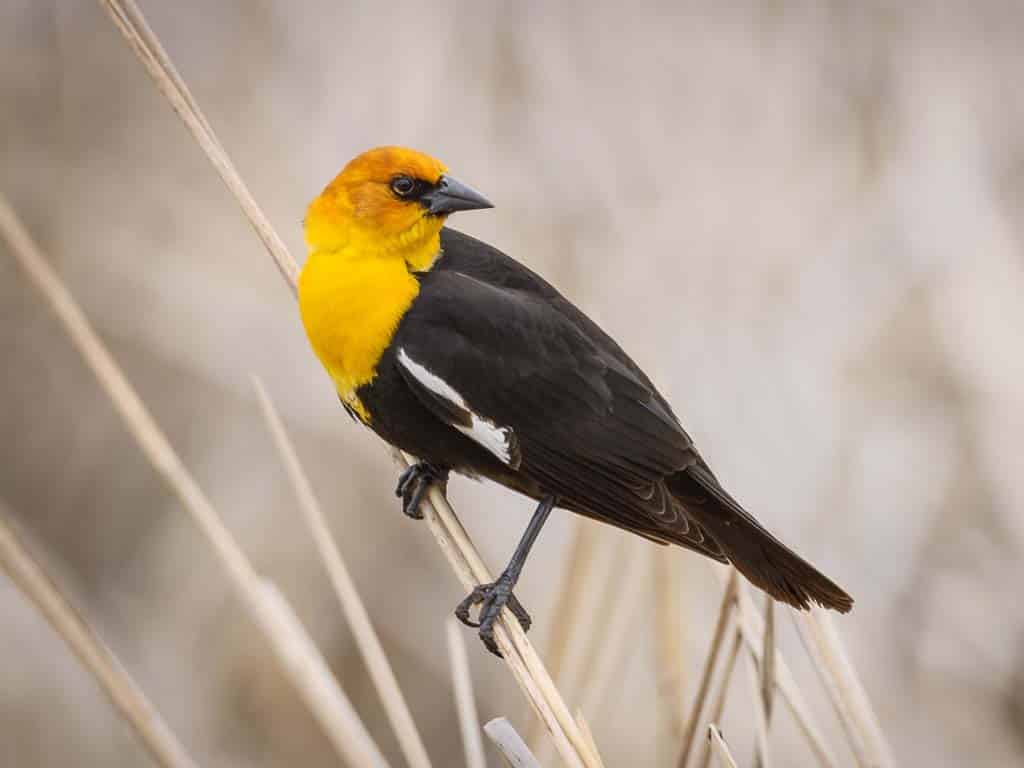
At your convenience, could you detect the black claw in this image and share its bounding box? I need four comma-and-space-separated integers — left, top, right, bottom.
507, 595, 532, 632
395, 466, 417, 498
395, 462, 447, 520
406, 480, 433, 520
454, 585, 486, 628
453, 576, 532, 657
479, 623, 502, 657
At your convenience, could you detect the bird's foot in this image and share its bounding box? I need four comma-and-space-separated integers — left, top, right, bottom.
454, 573, 531, 657
395, 462, 448, 520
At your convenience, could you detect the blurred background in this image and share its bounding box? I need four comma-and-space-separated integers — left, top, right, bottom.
2, 1, 1023, 765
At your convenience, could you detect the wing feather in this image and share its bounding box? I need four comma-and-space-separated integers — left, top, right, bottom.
394, 269, 720, 551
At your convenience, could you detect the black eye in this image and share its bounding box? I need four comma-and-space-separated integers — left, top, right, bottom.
391, 175, 416, 198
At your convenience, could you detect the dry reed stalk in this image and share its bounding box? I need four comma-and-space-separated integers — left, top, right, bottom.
550, 531, 621, 700
793, 610, 896, 768
389, 449, 588, 765
96, 2, 604, 764
676, 568, 739, 768
526, 519, 599, 754
760, 595, 776, 722
97, 0, 297, 292
573, 710, 607, 768
536, 519, 600, 695
254, 380, 432, 768
414, 474, 600, 768
654, 545, 687, 751
743, 630, 772, 768
0, 504, 199, 768
577, 538, 649, 721
446, 617, 487, 768
707, 725, 740, 768
697, 631, 743, 768
0, 196, 388, 768
485, 718, 542, 768
532, 530, 620, 766
718, 569, 839, 768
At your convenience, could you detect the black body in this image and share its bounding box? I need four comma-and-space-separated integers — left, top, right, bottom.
357, 228, 853, 613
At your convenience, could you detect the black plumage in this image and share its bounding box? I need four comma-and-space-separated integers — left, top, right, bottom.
357, 228, 853, 616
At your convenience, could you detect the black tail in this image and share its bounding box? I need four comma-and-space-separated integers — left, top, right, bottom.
667, 462, 853, 613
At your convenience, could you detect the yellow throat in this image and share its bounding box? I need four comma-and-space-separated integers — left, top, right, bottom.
298, 200, 442, 422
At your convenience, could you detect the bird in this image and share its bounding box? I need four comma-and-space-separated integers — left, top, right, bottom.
298, 146, 853, 655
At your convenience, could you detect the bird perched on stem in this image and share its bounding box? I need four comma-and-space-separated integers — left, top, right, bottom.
299, 146, 853, 655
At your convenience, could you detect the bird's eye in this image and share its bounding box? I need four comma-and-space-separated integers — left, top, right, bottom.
391, 175, 416, 198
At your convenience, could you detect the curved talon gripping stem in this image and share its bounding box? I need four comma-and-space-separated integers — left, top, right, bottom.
455, 577, 532, 656
395, 462, 448, 520
453, 494, 556, 657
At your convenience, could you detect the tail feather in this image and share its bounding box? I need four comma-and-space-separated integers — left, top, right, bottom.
667, 463, 853, 613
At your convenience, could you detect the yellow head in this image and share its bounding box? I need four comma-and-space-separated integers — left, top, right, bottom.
304, 146, 492, 267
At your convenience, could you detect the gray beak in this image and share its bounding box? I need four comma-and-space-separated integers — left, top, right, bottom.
422, 174, 494, 216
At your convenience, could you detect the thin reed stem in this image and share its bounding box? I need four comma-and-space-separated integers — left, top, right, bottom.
254, 379, 431, 768
414, 470, 601, 768
97, 2, 604, 764
676, 568, 738, 768
98, 0, 299, 291
531, 517, 600, 755
716, 567, 839, 768
577, 539, 648, 722
743, 630, 772, 768
0, 503, 199, 768
534, 529, 619, 766
541, 519, 600, 689
485, 718, 542, 768
654, 545, 687, 754
707, 725, 739, 768
574, 710, 607, 768
0, 194, 388, 768
761, 595, 776, 723
697, 630, 743, 768
793, 610, 895, 768
446, 617, 487, 768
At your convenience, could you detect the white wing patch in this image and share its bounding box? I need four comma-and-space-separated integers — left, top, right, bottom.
397, 348, 518, 467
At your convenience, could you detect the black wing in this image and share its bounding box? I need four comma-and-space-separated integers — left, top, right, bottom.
421, 231, 852, 612
395, 267, 723, 557
438, 228, 682, 423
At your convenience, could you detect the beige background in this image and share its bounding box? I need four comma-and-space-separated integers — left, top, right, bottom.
2, 1, 1023, 765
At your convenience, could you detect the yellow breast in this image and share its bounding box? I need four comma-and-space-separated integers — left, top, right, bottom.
298, 249, 421, 422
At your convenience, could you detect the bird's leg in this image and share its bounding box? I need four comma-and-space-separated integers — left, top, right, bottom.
455, 495, 556, 656
395, 462, 449, 520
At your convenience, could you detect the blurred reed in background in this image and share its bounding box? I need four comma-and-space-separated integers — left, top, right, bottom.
2, 1, 1023, 766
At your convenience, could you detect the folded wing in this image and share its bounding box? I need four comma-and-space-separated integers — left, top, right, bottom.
394, 269, 723, 558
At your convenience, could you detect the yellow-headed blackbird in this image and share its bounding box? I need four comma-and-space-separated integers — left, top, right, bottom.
299, 146, 853, 654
